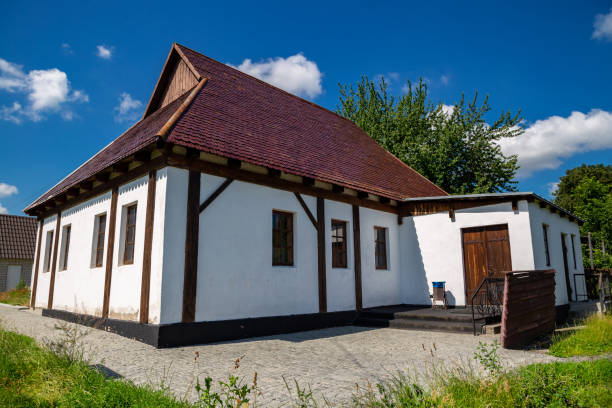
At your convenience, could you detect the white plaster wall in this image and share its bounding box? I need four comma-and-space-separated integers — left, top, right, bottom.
159, 167, 188, 324
404, 200, 535, 306
33, 214, 58, 309
147, 168, 168, 324
194, 174, 319, 322
31, 170, 166, 322
50, 192, 111, 316
324, 200, 356, 312
527, 203, 584, 305
360, 207, 401, 308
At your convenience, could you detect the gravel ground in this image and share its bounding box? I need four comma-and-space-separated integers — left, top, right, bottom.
0, 304, 563, 406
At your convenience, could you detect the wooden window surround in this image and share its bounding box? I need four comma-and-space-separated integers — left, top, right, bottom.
331, 220, 348, 268
570, 234, 577, 269
542, 224, 550, 266
43, 230, 54, 272
94, 214, 106, 267
272, 210, 294, 266
123, 204, 137, 265
374, 226, 388, 270
60, 225, 71, 271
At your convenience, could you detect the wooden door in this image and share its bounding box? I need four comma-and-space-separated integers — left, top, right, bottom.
462, 224, 512, 304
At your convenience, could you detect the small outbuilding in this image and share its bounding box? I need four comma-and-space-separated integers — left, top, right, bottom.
25, 44, 585, 347
0, 214, 37, 291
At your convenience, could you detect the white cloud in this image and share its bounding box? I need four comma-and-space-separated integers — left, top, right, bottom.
440, 74, 450, 85
547, 182, 559, 197
61, 43, 74, 55
0, 58, 87, 123
0, 182, 18, 198
114, 92, 143, 122
230, 53, 322, 99
498, 109, 612, 177
440, 104, 455, 117
96, 45, 113, 59
593, 7, 612, 41
0, 181, 17, 214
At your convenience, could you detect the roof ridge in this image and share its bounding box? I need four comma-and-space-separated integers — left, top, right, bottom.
0, 214, 35, 220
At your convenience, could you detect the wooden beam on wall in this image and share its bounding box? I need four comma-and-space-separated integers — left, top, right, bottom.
167, 154, 398, 214
47, 212, 61, 309
102, 186, 118, 318
30, 219, 43, 309
139, 170, 157, 324
182, 170, 200, 323
294, 192, 317, 229
199, 178, 233, 214
352, 205, 363, 310
316, 197, 327, 313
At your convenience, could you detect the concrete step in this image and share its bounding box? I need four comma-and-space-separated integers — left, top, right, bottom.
360, 309, 475, 323
355, 317, 477, 334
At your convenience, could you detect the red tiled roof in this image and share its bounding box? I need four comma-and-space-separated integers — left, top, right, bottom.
26, 43, 446, 214
25, 93, 190, 212
0, 214, 37, 259
169, 44, 447, 200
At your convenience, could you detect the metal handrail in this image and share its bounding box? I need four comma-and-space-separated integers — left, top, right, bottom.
471, 277, 505, 335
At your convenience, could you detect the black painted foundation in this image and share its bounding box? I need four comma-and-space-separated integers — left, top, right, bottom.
42, 308, 357, 348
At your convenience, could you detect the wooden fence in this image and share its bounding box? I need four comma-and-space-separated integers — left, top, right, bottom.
501, 269, 556, 349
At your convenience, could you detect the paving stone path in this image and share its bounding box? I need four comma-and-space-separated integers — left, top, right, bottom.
0, 304, 563, 406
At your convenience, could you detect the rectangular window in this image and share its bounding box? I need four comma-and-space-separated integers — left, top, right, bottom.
123, 204, 137, 265
59, 225, 71, 271
331, 220, 348, 268
94, 214, 106, 267
43, 230, 54, 272
272, 210, 294, 266
570, 234, 577, 269
374, 226, 388, 270
542, 224, 550, 266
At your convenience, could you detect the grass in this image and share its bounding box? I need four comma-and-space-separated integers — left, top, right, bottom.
0, 287, 30, 306
549, 313, 612, 357
0, 325, 187, 407
353, 360, 612, 407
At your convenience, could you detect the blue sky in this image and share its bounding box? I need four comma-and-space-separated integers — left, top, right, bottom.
1, 1, 611, 215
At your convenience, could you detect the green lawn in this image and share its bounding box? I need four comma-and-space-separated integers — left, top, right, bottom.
353, 360, 612, 407
0, 325, 187, 407
550, 314, 612, 357
0, 287, 30, 306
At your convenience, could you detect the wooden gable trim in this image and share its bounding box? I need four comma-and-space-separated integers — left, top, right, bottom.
47, 212, 62, 309
316, 197, 327, 313
294, 192, 317, 230
139, 170, 157, 324
352, 205, 363, 310
102, 186, 119, 318
182, 171, 200, 323
30, 219, 43, 309
199, 178, 233, 214
156, 78, 208, 141
399, 197, 516, 218
143, 44, 202, 119
167, 153, 398, 215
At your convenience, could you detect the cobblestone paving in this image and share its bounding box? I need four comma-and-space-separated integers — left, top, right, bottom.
0, 305, 561, 406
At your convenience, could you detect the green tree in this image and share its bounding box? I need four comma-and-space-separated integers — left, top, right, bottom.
554, 166, 612, 268
337, 76, 523, 194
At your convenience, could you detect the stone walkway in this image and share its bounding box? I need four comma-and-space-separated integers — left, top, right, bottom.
0, 304, 561, 406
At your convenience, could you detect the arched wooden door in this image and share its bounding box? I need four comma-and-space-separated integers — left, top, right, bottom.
462, 224, 512, 304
